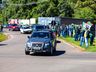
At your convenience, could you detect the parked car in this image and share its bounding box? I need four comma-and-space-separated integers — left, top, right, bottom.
25, 30, 56, 55
31, 24, 49, 32
20, 25, 32, 34
8, 24, 20, 31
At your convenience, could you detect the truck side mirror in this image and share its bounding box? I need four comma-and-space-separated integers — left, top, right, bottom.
27, 36, 30, 39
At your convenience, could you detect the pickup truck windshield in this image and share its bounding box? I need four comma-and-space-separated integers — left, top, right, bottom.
36, 26, 45, 30
31, 32, 50, 38
22, 26, 31, 29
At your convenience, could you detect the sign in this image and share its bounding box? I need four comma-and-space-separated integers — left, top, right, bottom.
8, 19, 19, 24
19, 19, 30, 25
30, 18, 36, 25
38, 17, 61, 26
82, 21, 92, 29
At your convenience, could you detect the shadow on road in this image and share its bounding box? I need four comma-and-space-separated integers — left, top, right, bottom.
53, 50, 66, 56
0, 44, 8, 46
30, 50, 66, 57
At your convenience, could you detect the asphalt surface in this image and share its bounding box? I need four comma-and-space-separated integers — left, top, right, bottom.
0, 29, 96, 72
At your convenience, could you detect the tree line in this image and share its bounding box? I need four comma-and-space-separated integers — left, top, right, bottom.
0, 0, 96, 22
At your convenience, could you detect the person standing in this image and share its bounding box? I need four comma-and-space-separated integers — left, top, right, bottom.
74, 26, 80, 41
63, 26, 67, 37
90, 24, 95, 46
80, 29, 85, 46
84, 27, 90, 48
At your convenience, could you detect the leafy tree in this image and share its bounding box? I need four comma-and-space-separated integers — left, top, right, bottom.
46, 0, 59, 17
74, 0, 96, 19
58, 0, 74, 17
74, 7, 96, 19
1, 0, 96, 22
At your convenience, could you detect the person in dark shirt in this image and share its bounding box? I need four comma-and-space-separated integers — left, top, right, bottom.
90, 24, 95, 46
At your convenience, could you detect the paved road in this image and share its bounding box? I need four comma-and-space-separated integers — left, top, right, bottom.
0, 29, 96, 72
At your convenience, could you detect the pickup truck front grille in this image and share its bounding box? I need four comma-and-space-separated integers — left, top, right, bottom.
32, 43, 43, 48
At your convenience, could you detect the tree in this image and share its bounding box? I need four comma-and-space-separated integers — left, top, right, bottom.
74, 7, 96, 19
58, 0, 74, 17
1, 0, 96, 21
74, 0, 96, 19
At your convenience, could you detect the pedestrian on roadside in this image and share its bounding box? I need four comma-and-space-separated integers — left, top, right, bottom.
63, 26, 67, 37
84, 27, 90, 48
90, 24, 95, 46
78, 25, 82, 41
80, 29, 85, 46
74, 26, 80, 41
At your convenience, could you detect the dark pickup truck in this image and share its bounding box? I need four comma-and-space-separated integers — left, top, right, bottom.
25, 30, 56, 55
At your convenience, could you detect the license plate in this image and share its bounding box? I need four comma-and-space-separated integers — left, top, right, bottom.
33, 47, 41, 50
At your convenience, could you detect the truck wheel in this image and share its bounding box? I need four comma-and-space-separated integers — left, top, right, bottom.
25, 49, 30, 55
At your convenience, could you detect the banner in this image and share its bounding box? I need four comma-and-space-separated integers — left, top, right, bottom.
8, 19, 19, 24
82, 21, 92, 29
19, 19, 30, 25
30, 18, 36, 25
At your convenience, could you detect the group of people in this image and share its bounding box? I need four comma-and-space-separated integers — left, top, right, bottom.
60, 23, 95, 48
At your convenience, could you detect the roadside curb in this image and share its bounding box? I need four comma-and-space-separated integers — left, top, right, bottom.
57, 37, 86, 52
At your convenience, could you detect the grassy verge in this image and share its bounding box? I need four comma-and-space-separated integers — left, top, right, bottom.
0, 33, 8, 42
59, 36, 96, 52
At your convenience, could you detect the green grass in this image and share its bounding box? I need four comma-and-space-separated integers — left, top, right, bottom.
59, 36, 96, 52
0, 33, 8, 42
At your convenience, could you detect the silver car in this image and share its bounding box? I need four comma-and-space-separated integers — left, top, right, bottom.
20, 25, 32, 34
